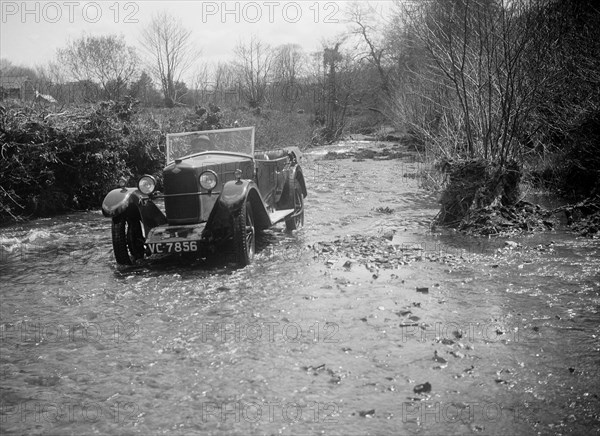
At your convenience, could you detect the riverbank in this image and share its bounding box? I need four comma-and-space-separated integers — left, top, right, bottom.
317, 140, 598, 239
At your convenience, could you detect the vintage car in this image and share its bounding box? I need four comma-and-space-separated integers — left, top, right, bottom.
101, 126, 307, 266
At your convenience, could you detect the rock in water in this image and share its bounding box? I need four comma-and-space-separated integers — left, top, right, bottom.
413, 382, 432, 394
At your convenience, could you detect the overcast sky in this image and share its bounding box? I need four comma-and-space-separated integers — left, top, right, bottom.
1, 1, 392, 80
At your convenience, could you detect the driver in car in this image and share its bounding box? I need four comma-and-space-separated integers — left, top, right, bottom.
191, 135, 211, 153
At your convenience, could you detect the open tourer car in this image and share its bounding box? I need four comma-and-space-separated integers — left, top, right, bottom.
101, 126, 307, 266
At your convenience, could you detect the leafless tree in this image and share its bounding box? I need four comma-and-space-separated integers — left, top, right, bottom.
270, 44, 306, 111
57, 34, 138, 100
211, 62, 237, 93
233, 35, 273, 108
35, 62, 65, 84
345, 2, 391, 95
395, 0, 551, 164
190, 64, 209, 105
141, 11, 196, 107
272, 44, 305, 84
314, 38, 371, 142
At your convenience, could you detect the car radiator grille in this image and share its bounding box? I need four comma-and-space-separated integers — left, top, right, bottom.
164, 170, 199, 224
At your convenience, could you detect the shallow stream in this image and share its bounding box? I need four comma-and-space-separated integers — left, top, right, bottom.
1, 140, 599, 435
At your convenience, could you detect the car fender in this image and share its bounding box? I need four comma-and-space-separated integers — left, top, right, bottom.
209, 180, 270, 229
102, 188, 137, 218
278, 165, 307, 210
102, 188, 166, 233
291, 165, 307, 198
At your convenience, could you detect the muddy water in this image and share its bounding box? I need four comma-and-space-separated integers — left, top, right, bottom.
1, 141, 599, 435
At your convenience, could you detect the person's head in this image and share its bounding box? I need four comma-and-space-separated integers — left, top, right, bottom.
191, 135, 211, 151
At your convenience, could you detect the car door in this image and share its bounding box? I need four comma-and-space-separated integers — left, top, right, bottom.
256, 159, 277, 205
256, 157, 287, 206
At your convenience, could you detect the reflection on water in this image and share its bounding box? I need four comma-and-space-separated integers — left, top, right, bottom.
1, 141, 599, 435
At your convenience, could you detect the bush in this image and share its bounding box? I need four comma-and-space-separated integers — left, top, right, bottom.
560, 108, 600, 198
0, 99, 163, 222
436, 159, 521, 226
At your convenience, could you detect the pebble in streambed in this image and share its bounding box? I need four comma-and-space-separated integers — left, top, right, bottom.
433, 350, 448, 369
413, 382, 432, 394
312, 234, 466, 270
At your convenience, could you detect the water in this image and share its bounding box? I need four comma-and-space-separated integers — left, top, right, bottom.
1, 141, 599, 435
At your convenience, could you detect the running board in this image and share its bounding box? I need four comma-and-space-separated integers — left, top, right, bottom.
269, 209, 294, 225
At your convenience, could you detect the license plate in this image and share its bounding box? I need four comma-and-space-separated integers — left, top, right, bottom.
147, 241, 198, 254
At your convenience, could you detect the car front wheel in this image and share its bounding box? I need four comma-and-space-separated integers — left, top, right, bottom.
111, 216, 145, 265
233, 200, 255, 266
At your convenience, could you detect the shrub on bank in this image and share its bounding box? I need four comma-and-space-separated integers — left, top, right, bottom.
0, 99, 163, 222
435, 159, 523, 229
430, 157, 590, 236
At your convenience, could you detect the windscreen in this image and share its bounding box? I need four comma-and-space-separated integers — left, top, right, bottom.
166, 127, 255, 163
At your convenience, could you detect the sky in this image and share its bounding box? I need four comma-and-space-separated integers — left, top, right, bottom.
1, 1, 393, 82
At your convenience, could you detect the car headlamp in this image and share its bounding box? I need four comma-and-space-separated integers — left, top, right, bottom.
199, 170, 218, 191
137, 175, 157, 195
